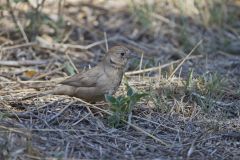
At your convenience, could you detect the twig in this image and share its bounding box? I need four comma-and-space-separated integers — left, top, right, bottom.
139, 52, 144, 70
72, 113, 91, 126
47, 100, 76, 123
64, 142, 70, 160
152, 13, 176, 27
0, 77, 66, 84
6, 0, 29, 43
125, 55, 202, 76
0, 60, 49, 67
6, 0, 18, 29
16, 18, 29, 43
187, 133, 204, 160
37, 35, 153, 52
1, 101, 22, 122
0, 125, 27, 135
73, 97, 168, 145
1, 42, 37, 51
78, 2, 108, 12
168, 40, 203, 79
0, 89, 36, 94
31, 65, 65, 80
158, 62, 162, 81
58, 0, 64, 20
36, 36, 119, 51
191, 92, 234, 107
19, 90, 53, 101
104, 32, 108, 52
127, 111, 133, 130
121, 118, 167, 145
132, 115, 188, 134
65, 51, 79, 74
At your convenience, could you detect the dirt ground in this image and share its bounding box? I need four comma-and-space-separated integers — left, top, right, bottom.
0, 0, 240, 159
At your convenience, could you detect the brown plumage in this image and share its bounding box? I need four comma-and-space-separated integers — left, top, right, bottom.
23, 45, 130, 102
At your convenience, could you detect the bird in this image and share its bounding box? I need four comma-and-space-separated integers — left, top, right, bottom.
22, 45, 131, 102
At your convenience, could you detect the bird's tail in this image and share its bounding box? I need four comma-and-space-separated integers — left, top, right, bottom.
21, 90, 54, 100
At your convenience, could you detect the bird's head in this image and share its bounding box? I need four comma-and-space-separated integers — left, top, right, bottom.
104, 45, 131, 69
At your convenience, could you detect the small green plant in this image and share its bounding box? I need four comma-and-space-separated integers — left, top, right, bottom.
105, 83, 148, 127
10, 0, 66, 40
194, 0, 232, 27
185, 68, 195, 91
198, 72, 226, 97
206, 0, 227, 27
185, 70, 227, 112
64, 62, 77, 76
151, 92, 171, 113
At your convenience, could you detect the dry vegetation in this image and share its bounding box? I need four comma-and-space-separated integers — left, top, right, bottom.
0, 0, 240, 159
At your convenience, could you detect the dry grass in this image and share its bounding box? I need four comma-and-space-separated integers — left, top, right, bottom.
0, 0, 240, 159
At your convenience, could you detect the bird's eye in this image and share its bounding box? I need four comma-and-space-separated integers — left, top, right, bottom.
120, 52, 125, 56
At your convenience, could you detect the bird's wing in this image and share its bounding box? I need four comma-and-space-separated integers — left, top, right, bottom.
60, 66, 102, 87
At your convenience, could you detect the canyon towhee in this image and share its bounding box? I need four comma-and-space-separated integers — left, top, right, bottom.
23, 45, 130, 102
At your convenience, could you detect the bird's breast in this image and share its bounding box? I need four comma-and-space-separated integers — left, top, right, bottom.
99, 68, 123, 94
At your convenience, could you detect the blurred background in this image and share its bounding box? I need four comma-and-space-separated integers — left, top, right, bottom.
1, 0, 240, 62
